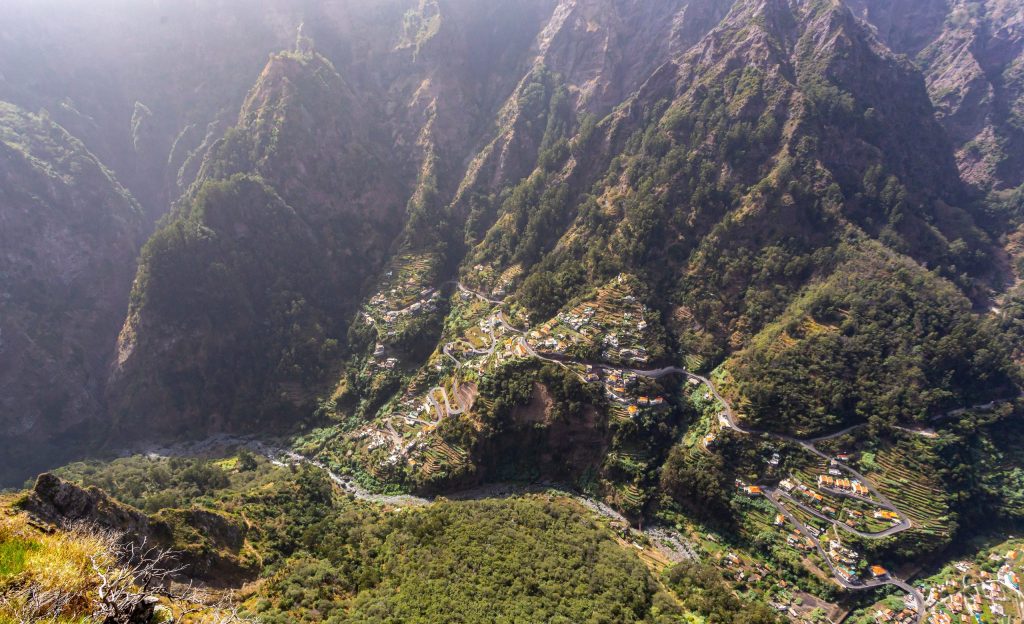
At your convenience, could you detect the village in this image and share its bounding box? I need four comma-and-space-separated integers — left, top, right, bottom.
334, 273, 684, 489
523, 274, 659, 367
733, 446, 909, 590
342, 266, 932, 624
362, 253, 443, 347
867, 542, 1024, 624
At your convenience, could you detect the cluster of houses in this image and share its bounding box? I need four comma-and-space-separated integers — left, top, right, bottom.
780, 478, 826, 505
868, 541, 1024, 624
580, 367, 666, 418
826, 539, 861, 579
786, 530, 816, 551
526, 279, 655, 366
371, 287, 440, 329
817, 474, 871, 497
923, 576, 1012, 623
915, 549, 1023, 622
718, 549, 774, 587
557, 306, 596, 333
876, 605, 918, 624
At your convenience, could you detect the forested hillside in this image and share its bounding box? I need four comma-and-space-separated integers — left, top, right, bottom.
1, 0, 1024, 619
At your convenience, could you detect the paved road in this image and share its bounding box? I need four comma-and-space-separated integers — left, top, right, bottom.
633, 368, 922, 622
774, 491, 909, 539
244, 441, 697, 561
429, 283, 936, 619
764, 488, 926, 620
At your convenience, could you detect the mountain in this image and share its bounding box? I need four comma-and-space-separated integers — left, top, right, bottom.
456, 0, 1012, 429
2, 0, 1024, 619
0, 102, 142, 485
848, 0, 1024, 191
106, 47, 408, 438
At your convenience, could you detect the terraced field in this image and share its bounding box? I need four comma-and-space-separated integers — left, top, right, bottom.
865, 446, 952, 539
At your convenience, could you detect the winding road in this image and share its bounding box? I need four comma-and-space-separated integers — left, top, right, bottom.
378, 282, 1016, 621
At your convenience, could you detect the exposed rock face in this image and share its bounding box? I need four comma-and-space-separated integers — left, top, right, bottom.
0, 103, 143, 485
20, 473, 253, 583
20, 473, 164, 540
848, 0, 1024, 190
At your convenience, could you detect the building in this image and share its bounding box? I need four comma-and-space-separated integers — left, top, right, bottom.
870, 565, 889, 578
951, 593, 965, 613
744, 485, 762, 496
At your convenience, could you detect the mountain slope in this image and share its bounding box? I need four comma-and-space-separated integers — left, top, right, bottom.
390, 0, 1019, 501
0, 102, 142, 485
849, 0, 1024, 191
108, 47, 408, 438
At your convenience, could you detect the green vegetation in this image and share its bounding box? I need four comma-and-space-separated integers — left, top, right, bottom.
258, 497, 658, 623
53, 456, 242, 513
664, 563, 780, 624
37, 455, 778, 623
116, 174, 347, 431
728, 247, 1016, 435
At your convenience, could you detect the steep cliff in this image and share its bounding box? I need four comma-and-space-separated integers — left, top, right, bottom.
0, 103, 142, 485
848, 0, 1024, 191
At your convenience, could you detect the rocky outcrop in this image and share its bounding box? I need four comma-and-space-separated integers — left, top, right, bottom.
19, 473, 254, 584
20, 473, 166, 543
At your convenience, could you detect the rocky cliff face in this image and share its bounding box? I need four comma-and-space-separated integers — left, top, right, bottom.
0, 103, 143, 485
848, 0, 1024, 191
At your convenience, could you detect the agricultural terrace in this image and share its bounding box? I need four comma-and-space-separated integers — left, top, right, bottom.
815, 433, 954, 545
363, 252, 442, 341
526, 274, 664, 366
459, 263, 521, 299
